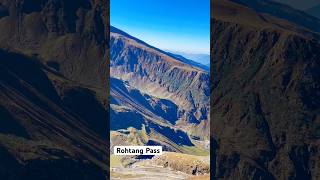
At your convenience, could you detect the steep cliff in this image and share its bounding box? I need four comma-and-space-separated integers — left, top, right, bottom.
211, 0, 320, 179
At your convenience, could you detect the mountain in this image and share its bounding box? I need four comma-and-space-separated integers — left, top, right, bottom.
109, 25, 210, 178
110, 26, 210, 146
110, 27, 209, 72
211, 0, 320, 179
166, 51, 210, 71
231, 0, 320, 33
306, 4, 320, 19
110, 26, 210, 136
168, 51, 210, 68
109, 26, 210, 177
181, 53, 210, 68
0, 0, 109, 179
110, 77, 194, 152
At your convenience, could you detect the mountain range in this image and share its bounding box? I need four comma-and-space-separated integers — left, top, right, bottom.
167, 51, 210, 68
231, 0, 320, 33
109, 26, 211, 178
110, 26, 210, 149
211, 0, 320, 179
0, 0, 319, 179
0, 0, 109, 179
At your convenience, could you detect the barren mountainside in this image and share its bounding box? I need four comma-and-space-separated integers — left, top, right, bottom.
110, 27, 210, 135
211, 0, 320, 179
109, 26, 210, 179
0, 0, 109, 179
231, 0, 320, 33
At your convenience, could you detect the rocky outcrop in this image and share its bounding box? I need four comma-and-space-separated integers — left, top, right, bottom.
150, 152, 210, 175
211, 0, 320, 179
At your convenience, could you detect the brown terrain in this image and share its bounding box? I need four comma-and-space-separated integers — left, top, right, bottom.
109, 27, 210, 179
211, 0, 320, 179
110, 27, 210, 138
2, 0, 318, 180
110, 152, 210, 180
0, 0, 109, 179
110, 26, 211, 150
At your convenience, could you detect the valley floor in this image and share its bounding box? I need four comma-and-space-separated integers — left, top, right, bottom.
110, 152, 210, 180
111, 165, 189, 180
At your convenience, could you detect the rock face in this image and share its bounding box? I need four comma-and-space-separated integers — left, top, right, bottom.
110, 27, 210, 140
0, 0, 109, 179
150, 152, 210, 175
211, 0, 320, 179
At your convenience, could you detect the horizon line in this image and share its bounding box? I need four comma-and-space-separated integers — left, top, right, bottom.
110, 25, 210, 55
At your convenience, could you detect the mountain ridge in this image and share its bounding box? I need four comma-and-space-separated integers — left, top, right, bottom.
111, 26, 209, 72
230, 0, 320, 33
211, 0, 320, 179
109, 26, 210, 178
110, 28, 210, 134
110, 26, 210, 148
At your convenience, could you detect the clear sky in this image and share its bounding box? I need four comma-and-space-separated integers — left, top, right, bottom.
111, 0, 210, 54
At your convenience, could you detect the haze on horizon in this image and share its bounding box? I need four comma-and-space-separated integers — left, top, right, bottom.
110, 0, 210, 55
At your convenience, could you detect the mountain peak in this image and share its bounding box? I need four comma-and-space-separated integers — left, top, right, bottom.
110, 26, 209, 71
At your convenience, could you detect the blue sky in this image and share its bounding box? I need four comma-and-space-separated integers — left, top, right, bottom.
111, 0, 210, 54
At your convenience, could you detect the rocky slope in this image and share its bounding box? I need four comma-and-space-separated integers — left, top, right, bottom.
110, 27, 210, 139
231, 0, 320, 33
211, 0, 320, 179
0, 0, 109, 90
0, 0, 109, 179
110, 77, 194, 152
109, 26, 210, 178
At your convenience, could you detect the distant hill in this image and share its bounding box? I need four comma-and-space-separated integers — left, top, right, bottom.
167, 51, 210, 69
166, 51, 210, 71
180, 53, 210, 67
